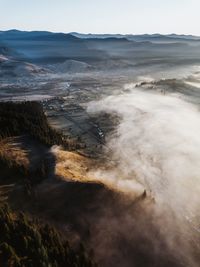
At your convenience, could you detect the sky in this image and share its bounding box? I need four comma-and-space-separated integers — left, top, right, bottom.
1, 0, 200, 35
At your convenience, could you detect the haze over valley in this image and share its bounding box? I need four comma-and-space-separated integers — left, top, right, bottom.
1, 28, 200, 267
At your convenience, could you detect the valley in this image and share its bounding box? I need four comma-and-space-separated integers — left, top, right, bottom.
1, 30, 200, 267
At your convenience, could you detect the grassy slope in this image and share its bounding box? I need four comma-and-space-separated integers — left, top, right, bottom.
0, 102, 97, 267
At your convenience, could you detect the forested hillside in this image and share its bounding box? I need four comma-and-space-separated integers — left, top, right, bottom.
0, 101, 96, 267
0, 101, 82, 149
0, 204, 96, 267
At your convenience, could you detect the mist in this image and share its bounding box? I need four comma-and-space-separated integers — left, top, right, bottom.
86, 84, 200, 266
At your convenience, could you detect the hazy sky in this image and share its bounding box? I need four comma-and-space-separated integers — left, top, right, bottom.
1, 0, 200, 35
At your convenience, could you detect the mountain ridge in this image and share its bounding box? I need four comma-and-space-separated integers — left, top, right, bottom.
1, 29, 200, 42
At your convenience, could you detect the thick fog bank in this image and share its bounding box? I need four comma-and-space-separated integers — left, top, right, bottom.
87, 84, 200, 267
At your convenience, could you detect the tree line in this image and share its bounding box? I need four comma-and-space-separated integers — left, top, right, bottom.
0, 101, 83, 150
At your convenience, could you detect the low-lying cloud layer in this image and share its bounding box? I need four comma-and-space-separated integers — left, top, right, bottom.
87, 86, 200, 266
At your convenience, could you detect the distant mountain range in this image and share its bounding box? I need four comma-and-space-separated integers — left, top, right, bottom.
70, 32, 200, 42
0, 29, 80, 42
1, 29, 200, 43
1, 29, 200, 75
